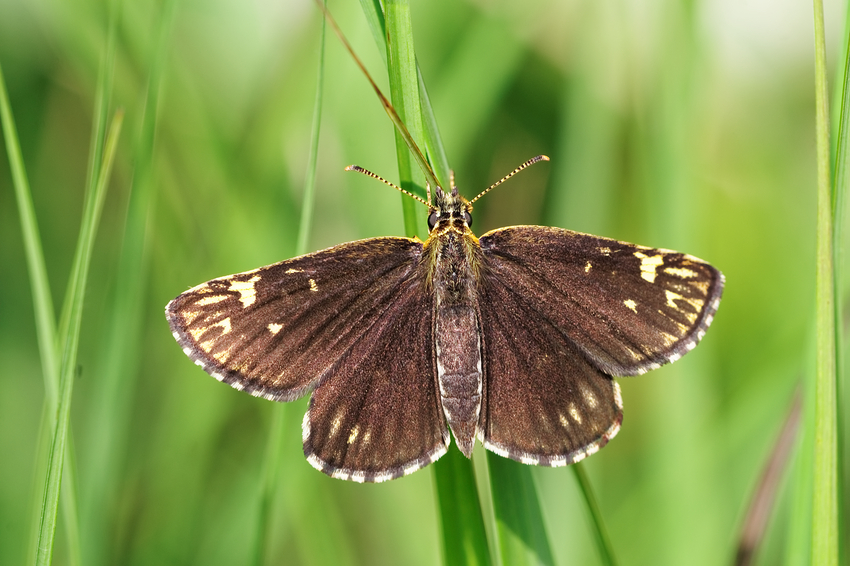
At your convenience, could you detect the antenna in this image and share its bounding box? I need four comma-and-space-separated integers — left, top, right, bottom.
346, 165, 436, 210
313, 0, 442, 196
468, 155, 550, 205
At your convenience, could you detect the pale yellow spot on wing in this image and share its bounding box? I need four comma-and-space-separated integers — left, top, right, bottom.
583, 388, 598, 408
666, 289, 705, 313
690, 280, 710, 294
362, 430, 372, 445
285, 268, 303, 274
330, 414, 343, 438
559, 414, 569, 427
347, 425, 360, 444
212, 344, 234, 363
659, 332, 678, 348
598, 247, 612, 256
200, 339, 215, 353
267, 323, 283, 335
664, 266, 698, 278
624, 346, 643, 360
569, 404, 582, 424
624, 299, 638, 313
665, 289, 684, 309
181, 310, 201, 324
195, 295, 229, 306
189, 327, 206, 340
634, 252, 664, 283
585, 261, 592, 273
211, 317, 232, 335
229, 276, 261, 308
309, 279, 318, 292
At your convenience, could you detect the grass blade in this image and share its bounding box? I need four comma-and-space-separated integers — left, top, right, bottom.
383, 0, 429, 239
571, 463, 618, 566
81, 0, 176, 563
0, 63, 59, 404
352, 1, 491, 562
811, 0, 839, 563
487, 454, 554, 566
34, 109, 124, 566
252, 7, 326, 565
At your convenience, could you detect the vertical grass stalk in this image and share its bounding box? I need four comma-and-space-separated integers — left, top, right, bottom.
811, 0, 840, 564
34, 109, 124, 566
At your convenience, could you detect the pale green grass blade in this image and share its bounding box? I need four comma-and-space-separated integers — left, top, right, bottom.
487, 455, 554, 566
0, 63, 58, 404
384, 0, 429, 239
811, 0, 839, 563
356, 2, 490, 563
0, 60, 65, 566
81, 1, 176, 563
572, 463, 618, 566
433, 449, 491, 566
34, 109, 124, 566
252, 8, 326, 565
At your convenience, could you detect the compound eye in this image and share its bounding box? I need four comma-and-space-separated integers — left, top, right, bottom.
463, 210, 473, 227
428, 211, 439, 230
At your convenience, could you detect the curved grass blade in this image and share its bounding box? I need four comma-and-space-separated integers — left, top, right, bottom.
34, 109, 124, 566
251, 6, 327, 565
811, 0, 839, 563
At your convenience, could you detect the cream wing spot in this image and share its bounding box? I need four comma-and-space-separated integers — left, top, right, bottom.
584, 261, 592, 273
634, 252, 664, 283
267, 323, 283, 335
569, 404, 582, 424
309, 278, 319, 292
195, 295, 229, 306
664, 266, 698, 278
347, 425, 360, 444
229, 276, 262, 308
624, 299, 638, 313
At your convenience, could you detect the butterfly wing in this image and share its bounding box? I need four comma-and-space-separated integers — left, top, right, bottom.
166, 237, 426, 401
166, 236, 448, 481
479, 226, 723, 376
476, 226, 723, 464
303, 271, 449, 482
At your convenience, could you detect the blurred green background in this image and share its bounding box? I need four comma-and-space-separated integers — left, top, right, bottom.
0, 0, 842, 564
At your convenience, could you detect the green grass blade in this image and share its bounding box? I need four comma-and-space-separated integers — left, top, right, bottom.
432, 449, 491, 566
81, 0, 176, 563
487, 454, 554, 566
811, 0, 839, 563
830, 0, 850, 557
252, 9, 326, 565
367, 2, 491, 563
0, 63, 59, 404
571, 463, 618, 566
34, 109, 124, 566
356, 0, 448, 187
384, 0, 429, 239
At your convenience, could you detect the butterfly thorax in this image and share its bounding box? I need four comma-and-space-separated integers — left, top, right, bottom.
424, 186, 483, 458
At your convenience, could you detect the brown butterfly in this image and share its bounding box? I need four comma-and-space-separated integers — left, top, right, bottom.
165, 6, 723, 483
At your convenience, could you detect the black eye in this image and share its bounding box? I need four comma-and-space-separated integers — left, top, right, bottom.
463, 210, 472, 227
428, 211, 439, 230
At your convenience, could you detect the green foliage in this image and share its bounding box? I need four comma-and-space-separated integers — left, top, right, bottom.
0, 0, 844, 564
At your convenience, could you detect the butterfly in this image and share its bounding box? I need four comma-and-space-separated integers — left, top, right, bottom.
165, 6, 724, 483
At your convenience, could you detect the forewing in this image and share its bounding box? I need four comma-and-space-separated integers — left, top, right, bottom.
477, 273, 622, 465
479, 226, 723, 376
166, 237, 423, 401
303, 272, 449, 482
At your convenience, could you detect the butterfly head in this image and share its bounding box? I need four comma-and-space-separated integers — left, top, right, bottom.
428, 184, 473, 232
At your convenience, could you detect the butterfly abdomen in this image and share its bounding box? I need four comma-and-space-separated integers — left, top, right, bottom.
431, 226, 484, 458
